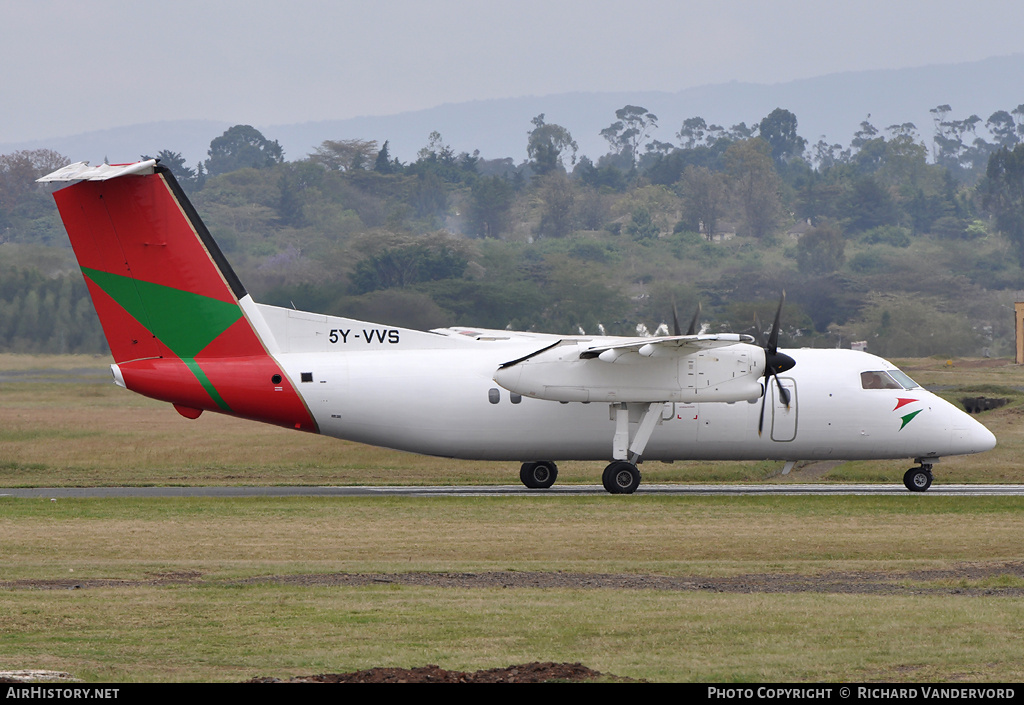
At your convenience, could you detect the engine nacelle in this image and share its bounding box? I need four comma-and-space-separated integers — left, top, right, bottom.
494, 342, 766, 403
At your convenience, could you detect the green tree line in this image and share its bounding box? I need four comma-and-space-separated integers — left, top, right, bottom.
3, 100, 1024, 357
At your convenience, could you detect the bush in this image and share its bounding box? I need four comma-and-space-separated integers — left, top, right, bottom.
796, 223, 845, 274
862, 225, 911, 247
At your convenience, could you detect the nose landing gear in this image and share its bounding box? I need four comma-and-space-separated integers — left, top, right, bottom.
903, 464, 933, 492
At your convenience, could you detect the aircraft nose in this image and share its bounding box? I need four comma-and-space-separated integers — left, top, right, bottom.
969, 418, 997, 453
950, 407, 997, 455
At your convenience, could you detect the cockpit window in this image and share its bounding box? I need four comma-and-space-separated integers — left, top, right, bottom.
888, 369, 920, 389
860, 371, 903, 390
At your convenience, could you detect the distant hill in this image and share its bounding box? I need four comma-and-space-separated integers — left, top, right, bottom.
4, 54, 1023, 167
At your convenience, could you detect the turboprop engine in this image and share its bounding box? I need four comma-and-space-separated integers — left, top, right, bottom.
493, 339, 767, 404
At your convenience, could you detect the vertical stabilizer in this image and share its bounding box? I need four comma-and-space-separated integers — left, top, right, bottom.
42, 161, 316, 432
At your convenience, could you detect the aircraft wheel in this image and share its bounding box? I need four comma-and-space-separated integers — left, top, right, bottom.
903, 466, 933, 492
602, 461, 641, 494
520, 461, 558, 489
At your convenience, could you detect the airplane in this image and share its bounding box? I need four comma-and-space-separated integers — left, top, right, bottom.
38, 160, 997, 493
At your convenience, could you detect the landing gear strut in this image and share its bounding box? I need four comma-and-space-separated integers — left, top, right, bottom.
903, 464, 933, 492
520, 461, 558, 489
600, 402, 662, 494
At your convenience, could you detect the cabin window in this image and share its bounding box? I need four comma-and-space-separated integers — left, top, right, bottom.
860, 371, 902, 390
488, 388, 500, 404
510, 393, 522, 404
301, 372, 313, 383
888, 369, 920, 389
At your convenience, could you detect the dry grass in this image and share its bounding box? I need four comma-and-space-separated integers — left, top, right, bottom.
0, 495, 1021, 580
3, 495, 1024, 682
4, 585, 1024, 682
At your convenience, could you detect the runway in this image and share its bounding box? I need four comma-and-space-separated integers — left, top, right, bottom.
3, 484, 1024, 498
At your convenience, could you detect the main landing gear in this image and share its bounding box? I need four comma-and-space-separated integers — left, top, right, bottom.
602, 402, 660, 494
602, 460, 641, 494
519, 402, 660, 494
520, 461, 558, 489
903, 463, 933, 492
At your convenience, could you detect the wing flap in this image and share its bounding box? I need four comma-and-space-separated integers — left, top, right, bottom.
580, 333, 754, 361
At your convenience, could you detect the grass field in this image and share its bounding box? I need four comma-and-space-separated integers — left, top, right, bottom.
2, 354, 1024, 682
3, 495, 1024, 682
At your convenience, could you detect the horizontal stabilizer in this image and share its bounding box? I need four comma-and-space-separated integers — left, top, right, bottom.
37, 160, 157, 182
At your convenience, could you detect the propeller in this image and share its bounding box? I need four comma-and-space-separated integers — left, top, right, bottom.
672, 298, 702, 337
754, 292, 796, 436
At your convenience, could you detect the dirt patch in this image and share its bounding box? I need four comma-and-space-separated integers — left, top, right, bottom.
7, 562, 1024, 596
239, 563, 1024, 596
245, 662, 631, 683
0, 570, 202, 591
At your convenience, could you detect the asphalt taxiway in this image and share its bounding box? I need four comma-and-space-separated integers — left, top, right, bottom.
3, 484, 1024, 498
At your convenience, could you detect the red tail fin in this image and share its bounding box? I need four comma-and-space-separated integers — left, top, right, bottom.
44, 161, 316, 432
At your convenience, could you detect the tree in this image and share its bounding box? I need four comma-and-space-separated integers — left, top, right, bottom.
983, 144, 1024, 264
535, 171, 576, 238
725, 138, 782, 239
467, 176, 514, 238
600, 105, 658, 168
351, 237, 468, 293
878, 125, 928, 188
841, 176, 898, 233
374, 140, 397, 174
527, 114, 578, 176
574, 156, 627, 191
142, 150, 203, 191
677, 116, 708, 149
626, 205, 659, 240
851, 116, 880, 151
679, 165, 726, 240
410, 131, 472, 183
929, 105, 983, 176
757, 108, 807, 164
417, 131, 455, 165
309, 139, 378, 172
810, 138, 850, 170
987, 111, 1018, 150
0, 149, 69, 210
411, 171, 447, 221
205, 125, 284, 176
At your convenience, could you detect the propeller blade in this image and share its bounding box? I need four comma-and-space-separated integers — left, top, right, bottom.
758, 382, 767, 436
686, 302, 701, 336
672, 298, 682, 337
774, 372, 791, 407
766, 290, 786, 355
756, 292, 793, 435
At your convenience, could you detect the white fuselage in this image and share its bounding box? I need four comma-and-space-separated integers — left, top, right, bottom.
259, 304, 995, 464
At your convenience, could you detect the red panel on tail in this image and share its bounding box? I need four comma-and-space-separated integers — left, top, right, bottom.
55, 175, 236, 303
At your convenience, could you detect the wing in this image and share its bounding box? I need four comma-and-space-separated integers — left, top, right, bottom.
494, 335, 765, 404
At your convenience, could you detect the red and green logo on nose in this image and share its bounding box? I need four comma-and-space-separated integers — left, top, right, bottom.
894, 398, 921, 430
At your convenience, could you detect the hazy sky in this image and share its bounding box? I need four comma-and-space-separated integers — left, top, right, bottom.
3, 0, 1024, 143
